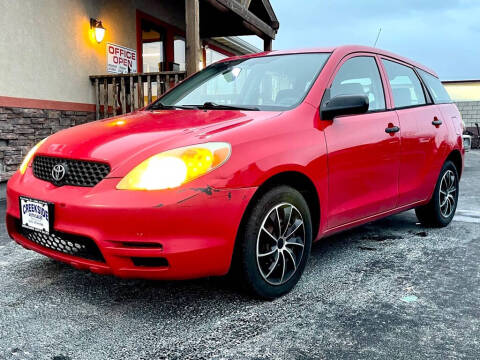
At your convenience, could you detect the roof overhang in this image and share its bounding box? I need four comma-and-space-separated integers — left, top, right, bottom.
210, 36, 261, 54
200, 0, 279, 40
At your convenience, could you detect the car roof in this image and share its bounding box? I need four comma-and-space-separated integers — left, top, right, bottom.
220, 45, 438, 78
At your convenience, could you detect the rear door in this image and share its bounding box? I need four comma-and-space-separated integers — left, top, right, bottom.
380, 58, 449, 206
323, 55, 401, 228
417, 68, 464, 149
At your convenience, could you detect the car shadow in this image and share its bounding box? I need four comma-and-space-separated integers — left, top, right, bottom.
312, 210, 419, 255
22, 210, 421, 310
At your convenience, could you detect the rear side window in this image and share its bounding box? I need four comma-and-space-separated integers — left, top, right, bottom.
382, 59, 426, 108
330, 56, 386, 111
417, 69, 452, 104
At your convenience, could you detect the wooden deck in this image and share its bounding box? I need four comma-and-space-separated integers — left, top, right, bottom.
89, 71, 186, 119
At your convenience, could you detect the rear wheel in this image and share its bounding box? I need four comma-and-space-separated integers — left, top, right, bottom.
237, 186, 312, 299
415, 160, 459, 227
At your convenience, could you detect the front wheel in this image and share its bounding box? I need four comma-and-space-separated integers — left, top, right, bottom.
237, 186, 312, 299
415, 160, 459, 227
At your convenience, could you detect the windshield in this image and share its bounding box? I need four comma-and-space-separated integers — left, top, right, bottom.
154, 53, 330, 111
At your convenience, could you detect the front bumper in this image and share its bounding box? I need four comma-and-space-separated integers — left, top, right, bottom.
6, 169, 256, 280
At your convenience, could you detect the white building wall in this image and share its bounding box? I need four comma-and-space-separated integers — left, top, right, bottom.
0, 0, 184, 105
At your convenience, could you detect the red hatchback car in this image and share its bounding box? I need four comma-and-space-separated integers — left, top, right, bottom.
7, 45, 464, 298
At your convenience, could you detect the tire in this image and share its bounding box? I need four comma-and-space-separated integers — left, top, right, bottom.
415, 160, 459, 227
237, 186, 312, 299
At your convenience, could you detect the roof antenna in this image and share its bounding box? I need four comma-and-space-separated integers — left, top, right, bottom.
373, 28, 382, 48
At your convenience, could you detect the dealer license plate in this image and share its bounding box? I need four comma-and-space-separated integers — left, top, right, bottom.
20, 197, 52, 234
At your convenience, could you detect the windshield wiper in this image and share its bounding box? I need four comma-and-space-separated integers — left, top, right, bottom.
149, 101, 259, 111
195, 102, 260, 111
148, 102, 196, 110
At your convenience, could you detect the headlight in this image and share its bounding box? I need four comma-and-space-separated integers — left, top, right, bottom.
19, 138, 48, 174
116, 142, 231, 190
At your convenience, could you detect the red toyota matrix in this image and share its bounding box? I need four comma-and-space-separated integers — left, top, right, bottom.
7, 46, 464, 298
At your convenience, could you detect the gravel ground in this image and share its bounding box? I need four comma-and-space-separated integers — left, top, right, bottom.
1, 152, 479, 360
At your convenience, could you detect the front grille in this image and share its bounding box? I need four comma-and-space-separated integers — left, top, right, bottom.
33, 156, 110, 187
16, 220, 105, 262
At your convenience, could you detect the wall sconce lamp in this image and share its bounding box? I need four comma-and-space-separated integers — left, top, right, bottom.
90, 18, 106, 43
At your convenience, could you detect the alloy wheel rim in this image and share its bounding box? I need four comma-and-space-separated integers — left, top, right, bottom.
256, 203, 305, 286
439, 169, 457, 218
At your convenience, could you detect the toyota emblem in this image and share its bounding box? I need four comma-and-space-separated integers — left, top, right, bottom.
52, 164, 67, 182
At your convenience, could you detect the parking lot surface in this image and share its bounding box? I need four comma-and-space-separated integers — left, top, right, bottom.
1, 151, 479, 360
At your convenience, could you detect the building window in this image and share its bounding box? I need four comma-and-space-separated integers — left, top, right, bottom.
205, 47, 228, 66
141, 19, 166, 73
174, 36, 186, 71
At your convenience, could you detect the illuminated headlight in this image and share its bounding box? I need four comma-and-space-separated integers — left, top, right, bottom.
116, 142, 231, 190
19, 138, 48, 174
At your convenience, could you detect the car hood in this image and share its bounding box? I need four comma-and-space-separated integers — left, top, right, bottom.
37, 109, 280, 175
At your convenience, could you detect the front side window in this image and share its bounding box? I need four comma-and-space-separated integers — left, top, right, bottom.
382, 59, 426, 108
158, 53, 330, 111
417, 69, 452, 104
330, 56, 386, 111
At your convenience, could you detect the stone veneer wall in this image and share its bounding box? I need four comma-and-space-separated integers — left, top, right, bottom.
455, 101, 480, 128
0, 107, 95, 182
455, 101, 480, 149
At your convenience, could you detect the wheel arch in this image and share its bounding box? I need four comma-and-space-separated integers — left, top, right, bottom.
445, 149, 463, 179
234, 171, 321, 253
256, 171, 320, 238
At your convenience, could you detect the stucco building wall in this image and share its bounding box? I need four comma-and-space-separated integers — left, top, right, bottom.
0, 0, 186, 187
443, 82, 480, 103
0, 0, 183, 105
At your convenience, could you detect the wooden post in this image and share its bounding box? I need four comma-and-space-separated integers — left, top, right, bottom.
185, 0, 201, 76
147, 75, 152, 105
240, 0, 252, 8
138, 75, 144, 108
165, 74, 171, 92
129, 76, 135, 112
161, 75, 166, 94
121, 77, 126, 114
264, 37, 272, 51
112, 77, 117, 117
156, 74, 161, 99
103, 79, 108, 118
94, 79, 100, 120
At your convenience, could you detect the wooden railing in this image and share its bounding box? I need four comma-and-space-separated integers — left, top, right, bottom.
89, 71, 186, 120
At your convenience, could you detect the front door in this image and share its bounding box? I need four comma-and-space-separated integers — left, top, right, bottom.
323, 55, 401, 228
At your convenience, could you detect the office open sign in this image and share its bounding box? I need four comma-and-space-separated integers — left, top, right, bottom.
107, 43, 137, 74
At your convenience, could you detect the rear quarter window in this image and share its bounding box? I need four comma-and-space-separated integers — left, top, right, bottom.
417, 69, 452, 104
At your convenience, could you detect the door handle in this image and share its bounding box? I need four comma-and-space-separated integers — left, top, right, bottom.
385, 126, 400, 134
432, 117, 443, 126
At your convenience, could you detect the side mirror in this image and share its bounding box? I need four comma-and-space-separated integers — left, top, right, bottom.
320, 94, 369, 121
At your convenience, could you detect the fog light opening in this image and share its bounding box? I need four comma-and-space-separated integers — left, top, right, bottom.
131, 257, 169, 267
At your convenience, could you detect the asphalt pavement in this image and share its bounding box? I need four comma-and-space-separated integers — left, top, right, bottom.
0, 152, 479, 360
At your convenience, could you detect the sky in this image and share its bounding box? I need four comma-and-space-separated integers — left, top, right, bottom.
243, 0, 480, 80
